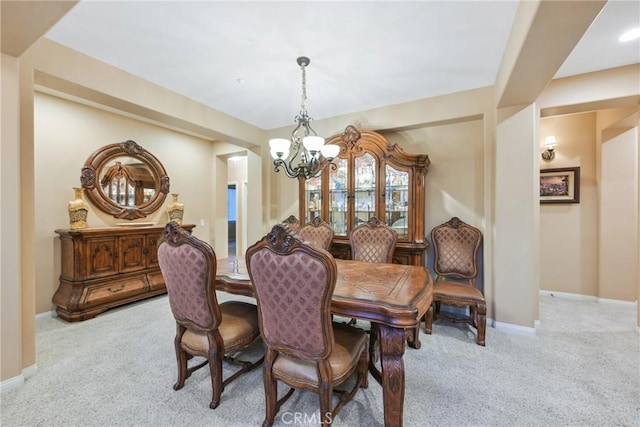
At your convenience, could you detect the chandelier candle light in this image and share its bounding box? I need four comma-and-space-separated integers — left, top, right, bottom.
269, 56, 340, 180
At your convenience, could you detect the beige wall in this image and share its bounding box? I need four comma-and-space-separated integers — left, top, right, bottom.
600, 127, 639, 301
1, 53, 25, 386
384, 120, 485, 233
494, 104, 540, 328
540, 113, 598, 296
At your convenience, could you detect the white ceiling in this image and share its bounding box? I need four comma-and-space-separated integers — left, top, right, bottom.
44, 1, 639, 130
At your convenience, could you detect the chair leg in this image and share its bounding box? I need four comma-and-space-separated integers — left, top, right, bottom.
173, 330, 187, 391
369, 323, 380, 365
208, 348, 224, 409
406, 325, 421, 349
262, 353, 277, 427
318, 381, 333, 426
470, 305, 478, 328
359, 348, 369, 389
476, 302, 487, 346
424, 305, 433, 335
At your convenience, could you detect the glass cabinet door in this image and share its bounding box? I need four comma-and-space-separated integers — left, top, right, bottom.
385, 164, 409, 239
328, 157, 348, 236
354, 153, 376, 228
304, 175, 322, 224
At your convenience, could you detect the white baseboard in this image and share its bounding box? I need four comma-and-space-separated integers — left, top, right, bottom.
597, 297, 638, 307
0, 363, 38, 393
36, 310, 57, 321
493, 320, 536, 336
0, 374, 24, 393
539, 290, 597, 302
437, 314, 537, 336
540, 290, 637, 307
23, 363, 38, 379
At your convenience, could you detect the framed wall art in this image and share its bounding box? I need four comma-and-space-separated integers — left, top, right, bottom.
540, 167, 580, 204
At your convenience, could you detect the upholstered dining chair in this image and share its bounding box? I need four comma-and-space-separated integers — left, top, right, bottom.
297, 216, 334, 251
430, 217, 486, 346
280, 215, 300, 234
246, 224, 369, 427
349, 216, 397, 263
157, 222, 263, 409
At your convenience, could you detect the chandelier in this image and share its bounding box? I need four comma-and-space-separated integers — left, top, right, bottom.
269, 56, 340, 180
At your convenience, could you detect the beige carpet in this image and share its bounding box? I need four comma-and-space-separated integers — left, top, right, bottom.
1, 293, 638, 426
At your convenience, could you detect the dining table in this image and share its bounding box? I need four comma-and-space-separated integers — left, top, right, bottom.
216, 256, 434, 427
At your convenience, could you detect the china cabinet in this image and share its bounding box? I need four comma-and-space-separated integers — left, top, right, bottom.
298, 125, 430, 265
53, 224, 194, 321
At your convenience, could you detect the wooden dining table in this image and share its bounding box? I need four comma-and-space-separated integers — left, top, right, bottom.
216, 257, 433, 427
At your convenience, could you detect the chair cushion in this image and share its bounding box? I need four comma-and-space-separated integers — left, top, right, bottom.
181, 301, 259, 353
272, 323, 367, 387
433, 281, 485, 303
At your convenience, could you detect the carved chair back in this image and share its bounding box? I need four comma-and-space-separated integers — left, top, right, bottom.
158, 221, 220, 330
431, 217, 482, 286
349, 216, 398, 263
298, 216, 334, 251
280, 215, 301, 234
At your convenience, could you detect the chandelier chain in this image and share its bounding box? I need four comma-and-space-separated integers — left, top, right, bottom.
300, 61, 307, 113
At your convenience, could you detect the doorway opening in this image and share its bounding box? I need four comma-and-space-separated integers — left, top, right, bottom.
227, 184, 237, 256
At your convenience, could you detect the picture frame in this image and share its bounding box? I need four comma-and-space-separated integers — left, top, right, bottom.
540, 167, 580, 204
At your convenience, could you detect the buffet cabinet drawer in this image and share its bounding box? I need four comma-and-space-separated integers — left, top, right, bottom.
83, 277, 146, 306
147, 271, 166, 291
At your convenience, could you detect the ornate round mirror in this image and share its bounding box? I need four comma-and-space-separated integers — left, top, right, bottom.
81, 140, 170, 220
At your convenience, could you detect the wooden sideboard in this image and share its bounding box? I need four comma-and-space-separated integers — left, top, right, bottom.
53, 224, 194, 321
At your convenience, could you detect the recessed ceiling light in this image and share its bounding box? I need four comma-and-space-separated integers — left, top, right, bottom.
236, 78, 246, 84
619, 28, 640, 42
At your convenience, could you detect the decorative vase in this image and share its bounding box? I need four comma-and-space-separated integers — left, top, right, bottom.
167, 193, 184, 225
68, 187, 89, 230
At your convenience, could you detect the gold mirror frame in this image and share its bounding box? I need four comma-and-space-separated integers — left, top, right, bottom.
81, 140, 170, 220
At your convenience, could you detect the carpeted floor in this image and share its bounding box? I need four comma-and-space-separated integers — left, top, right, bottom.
1, 293, 638, 426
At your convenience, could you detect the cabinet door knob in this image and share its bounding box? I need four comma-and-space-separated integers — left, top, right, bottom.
143, 247, 149, 255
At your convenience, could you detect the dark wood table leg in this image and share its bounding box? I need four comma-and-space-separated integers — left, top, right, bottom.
379, 324, 406, 427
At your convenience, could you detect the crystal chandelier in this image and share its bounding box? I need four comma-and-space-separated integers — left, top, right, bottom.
269, 56, 340, 180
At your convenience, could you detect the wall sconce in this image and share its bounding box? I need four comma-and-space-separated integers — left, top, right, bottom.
542, 136, 557, 161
